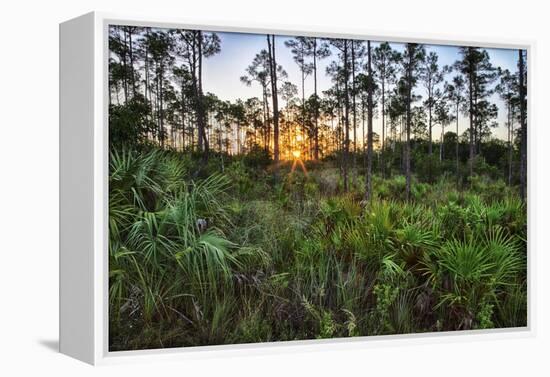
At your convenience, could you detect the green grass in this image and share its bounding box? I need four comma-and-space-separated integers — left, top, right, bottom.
108, 148, 527, 350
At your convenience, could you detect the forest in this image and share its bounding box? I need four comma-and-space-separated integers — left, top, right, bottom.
108, 25, 527, 350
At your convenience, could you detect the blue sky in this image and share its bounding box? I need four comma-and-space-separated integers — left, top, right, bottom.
201, 31, 520, 141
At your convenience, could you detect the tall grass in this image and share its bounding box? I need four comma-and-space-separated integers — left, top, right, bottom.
109, 148, 527, 350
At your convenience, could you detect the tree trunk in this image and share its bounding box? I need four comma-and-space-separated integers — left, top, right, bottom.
181, 81, 186, 150
267, 35, 280, 162
381, 71, 386, 178
265, 88, 271, 152
428, 87, 433, 182
456, 102, 460, 183
335, 81, 345, 184
159, 65, 164, 147
144, 29, 151, 138
197, 31, 209, 157
121, 28, 128, 103
262, 87, 267, 151
313, 39, 320, 160
508, 103, 513, 186
237, 120, 241, 155
362, 96, 366, 169
342, 41, 350, 192
405, 47, 413, 201
468, 64, 475, 178
365, 41, 374, 202
301, 67, 306, 156
474, 86, 480, 155
428, 91, 433, 156
440, 125, 445, 161
128, 27, 137, 97
518, 49, 527, 203
351, 42, 358, 187
191, 36, 201, 151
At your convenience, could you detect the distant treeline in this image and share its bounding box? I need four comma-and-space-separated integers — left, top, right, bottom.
108, 26, 527, 200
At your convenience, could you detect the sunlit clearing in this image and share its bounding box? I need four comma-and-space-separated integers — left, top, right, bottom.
292, 150, 301, 159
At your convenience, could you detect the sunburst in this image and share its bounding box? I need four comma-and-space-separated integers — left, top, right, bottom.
289, 150, 308, 176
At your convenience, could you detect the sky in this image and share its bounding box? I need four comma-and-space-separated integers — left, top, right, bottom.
200, 30, 521, 142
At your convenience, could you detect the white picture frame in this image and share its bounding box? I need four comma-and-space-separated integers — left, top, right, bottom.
59, 11, 535, 365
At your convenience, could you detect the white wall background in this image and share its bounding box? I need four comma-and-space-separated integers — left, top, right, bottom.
0, 0, 547, 375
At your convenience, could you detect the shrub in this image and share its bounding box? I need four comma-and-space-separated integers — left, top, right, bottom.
242, 144, 271, 169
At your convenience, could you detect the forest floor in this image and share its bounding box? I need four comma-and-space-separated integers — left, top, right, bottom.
108, 150, 527, 351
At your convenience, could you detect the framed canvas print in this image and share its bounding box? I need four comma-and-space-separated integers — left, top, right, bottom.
60, 12, 533, 365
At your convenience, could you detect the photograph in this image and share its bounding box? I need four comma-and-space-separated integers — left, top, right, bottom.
107, 24, 528, 351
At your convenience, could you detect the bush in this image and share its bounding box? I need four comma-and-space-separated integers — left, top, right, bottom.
242, 144, 271, 169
